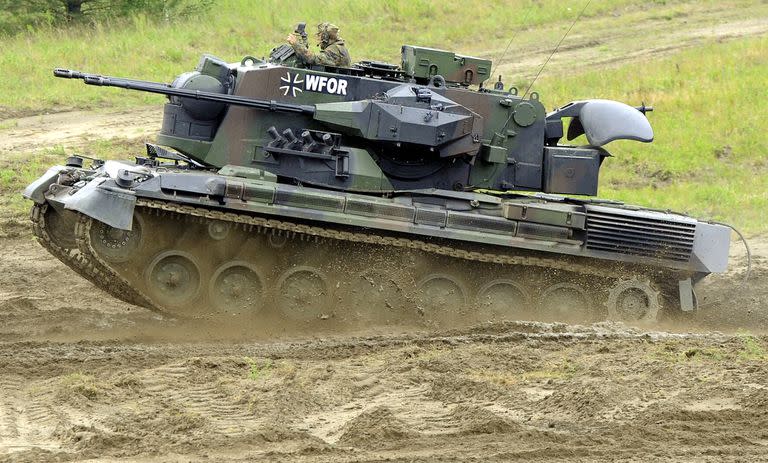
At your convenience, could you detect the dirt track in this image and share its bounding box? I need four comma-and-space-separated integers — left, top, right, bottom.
0, 233, 767, 462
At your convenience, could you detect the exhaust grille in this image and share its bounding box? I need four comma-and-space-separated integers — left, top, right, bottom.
275, 189, 345, 212
346, 198, 415, 222
586, 210, 695, 262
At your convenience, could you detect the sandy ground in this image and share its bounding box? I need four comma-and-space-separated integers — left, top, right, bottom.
2, 3, 768, 460
0, 234, 766, 462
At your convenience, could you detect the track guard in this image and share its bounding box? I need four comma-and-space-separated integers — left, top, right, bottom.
22, 166, 65, 204
62, 178, 137, 230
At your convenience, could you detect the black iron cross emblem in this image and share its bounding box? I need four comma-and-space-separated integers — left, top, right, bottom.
279, 72, 304, 97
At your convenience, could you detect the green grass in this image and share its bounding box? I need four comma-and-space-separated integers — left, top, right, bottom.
652, 334, 767, 363
244, 357, 273, 380
0, 148, 63, 217
535, 35, 768, 230
0, 0, 716, 114
736, 331, 767, 361
0, 139, 135, 218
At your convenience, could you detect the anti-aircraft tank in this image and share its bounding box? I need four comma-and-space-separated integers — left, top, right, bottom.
24, 38, 731, 327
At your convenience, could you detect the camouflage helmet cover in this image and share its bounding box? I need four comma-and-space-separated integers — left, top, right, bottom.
316, 22, 340, 45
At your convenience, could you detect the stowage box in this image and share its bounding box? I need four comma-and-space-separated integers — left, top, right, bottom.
401, 45, 491, 86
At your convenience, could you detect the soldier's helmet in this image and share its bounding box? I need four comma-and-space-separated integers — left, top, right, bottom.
315, 22, 340, 47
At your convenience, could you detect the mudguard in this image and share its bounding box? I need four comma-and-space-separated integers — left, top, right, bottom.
61, 178, 137, 230
22, 166, 65, 204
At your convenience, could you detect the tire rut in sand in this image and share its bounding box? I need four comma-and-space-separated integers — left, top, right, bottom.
301, 383, 528, 446
0, 376, 22, 441
0, 376, 65, 455
139, 362, 258, 434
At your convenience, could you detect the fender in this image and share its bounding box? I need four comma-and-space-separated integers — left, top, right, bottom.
62, 177, 137, 230
22, 166, 65, 204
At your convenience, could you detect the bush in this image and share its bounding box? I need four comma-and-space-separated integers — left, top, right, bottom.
0, 0, 211, 36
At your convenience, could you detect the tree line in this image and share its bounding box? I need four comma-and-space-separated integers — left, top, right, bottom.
0, 0, 211, 36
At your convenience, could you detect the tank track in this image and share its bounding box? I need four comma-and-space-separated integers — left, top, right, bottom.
30, 203, 157, 310
52, 198, 669, 326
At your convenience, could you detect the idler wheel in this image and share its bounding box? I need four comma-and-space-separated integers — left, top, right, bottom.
145, 251, 201, 308
276, 266, 331, 321
416, 273, 468, 316
475, 279, 531, 320
43, 206, 78, 249
209, 261, 264, 312
90, 214, 144, 263
539, 283, 595, 323
606, 277, 661, 323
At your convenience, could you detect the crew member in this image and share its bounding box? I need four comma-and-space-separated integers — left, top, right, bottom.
287, 22, 351, 67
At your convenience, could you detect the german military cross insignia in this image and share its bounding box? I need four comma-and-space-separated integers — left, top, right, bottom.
279, 72, 304, 97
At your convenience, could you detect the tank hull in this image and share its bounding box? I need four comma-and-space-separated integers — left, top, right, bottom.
25, 161, 730, 325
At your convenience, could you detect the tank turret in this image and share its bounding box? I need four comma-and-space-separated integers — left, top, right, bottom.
54, 46, 652, 198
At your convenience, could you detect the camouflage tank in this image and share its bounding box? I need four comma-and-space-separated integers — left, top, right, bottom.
23, 37, 731, 327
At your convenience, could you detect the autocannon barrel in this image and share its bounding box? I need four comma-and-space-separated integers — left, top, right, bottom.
53, 68, 316, 115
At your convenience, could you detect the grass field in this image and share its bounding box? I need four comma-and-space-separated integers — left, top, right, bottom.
0, 0, 766, 233
537, 35, 768, 230
0, 0, 750, 114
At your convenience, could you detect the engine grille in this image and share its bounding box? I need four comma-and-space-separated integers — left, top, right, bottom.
586, 209, 696, 262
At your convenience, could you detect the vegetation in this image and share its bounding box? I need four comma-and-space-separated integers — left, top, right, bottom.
0, 139, 141, 221
57, 372, 104, 401
537, 35, 768, 229
653, 334, 767, 363
244, 357, 273, 381
0, 0, 708, 113
0, 0, 765, 232
0, 0, 210, 36
737, 331, 767, 361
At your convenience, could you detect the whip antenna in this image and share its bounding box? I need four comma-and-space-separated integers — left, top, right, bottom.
489, 5, 535, 82
500, 0, 591, 132
521, 0, 591, 99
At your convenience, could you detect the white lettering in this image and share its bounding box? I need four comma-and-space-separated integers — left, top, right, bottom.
326, 78, 337, 94
305, 74, 320, 91
301, 74, 349, 95
337, 79, 348, 96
